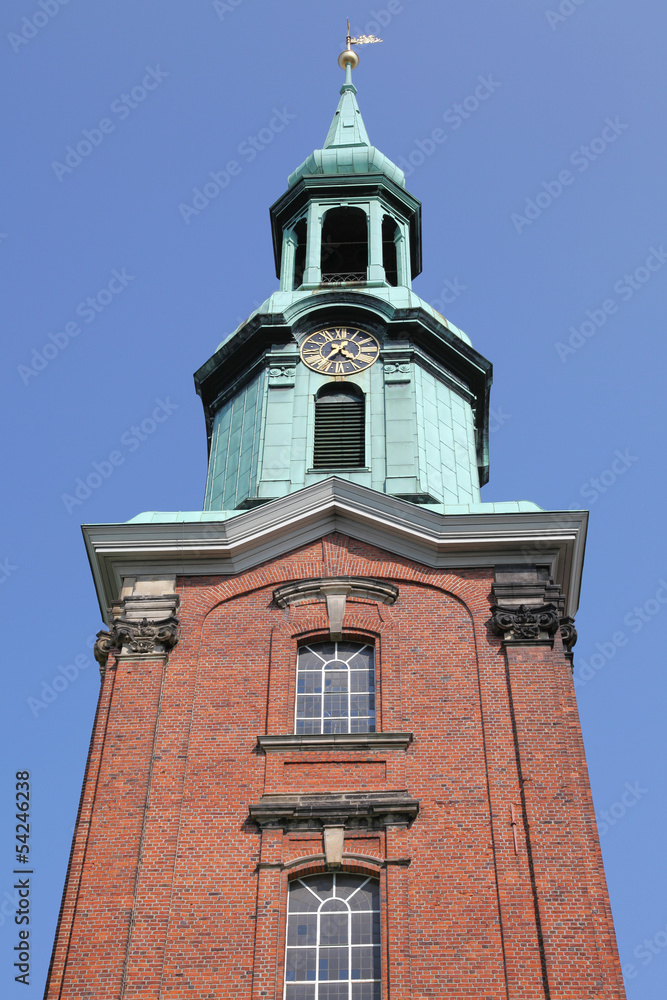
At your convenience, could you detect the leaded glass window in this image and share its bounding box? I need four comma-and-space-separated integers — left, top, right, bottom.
285, 874, 381, 1000
295, 642, 375, 735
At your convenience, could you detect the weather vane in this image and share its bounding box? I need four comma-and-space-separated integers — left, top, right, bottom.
338, 17, 382, 70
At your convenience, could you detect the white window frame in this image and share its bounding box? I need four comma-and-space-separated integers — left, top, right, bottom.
284, 873, 382, 999
294, 641, 376, 735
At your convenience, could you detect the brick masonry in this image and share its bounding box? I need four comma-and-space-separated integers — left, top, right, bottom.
44, 531, 626, 999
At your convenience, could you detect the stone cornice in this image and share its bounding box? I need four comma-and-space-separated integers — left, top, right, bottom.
257, 733, 413, 753
273, 576, 398, 608
249, 791, 419, 831
82, 478, 587, 622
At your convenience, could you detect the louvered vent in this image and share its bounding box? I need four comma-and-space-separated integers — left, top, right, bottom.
313, 389, 365, 469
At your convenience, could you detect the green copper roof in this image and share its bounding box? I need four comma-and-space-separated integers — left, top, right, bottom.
217, 287, 473, 352
288, 74, 405, 189
127, 501, 544, 525
324, 77, 370, 148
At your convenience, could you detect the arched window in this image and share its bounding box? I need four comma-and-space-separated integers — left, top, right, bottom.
294, 218, 307, 288
321, 207, 368, 283
381, 215, 399, 287
295, 641, 375, 735
314, 383, 365, 470
285, 873, 381, 999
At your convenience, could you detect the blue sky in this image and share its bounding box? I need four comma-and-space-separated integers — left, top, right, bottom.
2, 1, 666, 995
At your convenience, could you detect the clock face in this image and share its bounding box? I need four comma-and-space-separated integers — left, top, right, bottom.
300, 327, 380, 375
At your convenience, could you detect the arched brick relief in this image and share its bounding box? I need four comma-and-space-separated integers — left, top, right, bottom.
286, 855, 384, 880
172, 544, 494, 748
174, 532, 494, 630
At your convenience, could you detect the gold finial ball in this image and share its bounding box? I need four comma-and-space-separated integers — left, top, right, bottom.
338, 48, 359, 71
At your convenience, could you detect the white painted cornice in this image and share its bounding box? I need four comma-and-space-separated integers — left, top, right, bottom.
82, 478, 587, 621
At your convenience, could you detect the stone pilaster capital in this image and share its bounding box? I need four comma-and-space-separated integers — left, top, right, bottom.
110, 615, 179, 657
490, 603, 561, 645
94, 580, 181, 673
491, 565, 578, 649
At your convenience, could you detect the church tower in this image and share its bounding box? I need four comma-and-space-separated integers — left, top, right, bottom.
45, 37, 627, 1000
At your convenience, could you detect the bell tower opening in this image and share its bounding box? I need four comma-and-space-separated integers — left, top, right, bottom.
321, 206, 368, 283
382, 214, 399, 286
293, 218, 307, 288
313, 381, 365, 468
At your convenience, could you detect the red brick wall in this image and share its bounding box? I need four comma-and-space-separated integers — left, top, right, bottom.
45, 531, 626, 999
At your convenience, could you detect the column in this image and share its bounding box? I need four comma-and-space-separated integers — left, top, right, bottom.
368, 201, 385, 283
280, 231, 296, 291
395, 223, 410, 287
302, 202, 322, 285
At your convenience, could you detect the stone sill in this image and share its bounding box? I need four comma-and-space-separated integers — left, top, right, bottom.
306, 467, 370, 474
257, 733, 413, 753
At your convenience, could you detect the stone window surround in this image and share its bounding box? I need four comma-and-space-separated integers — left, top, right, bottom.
273, 576, 398, 642
271, 575, 402, 738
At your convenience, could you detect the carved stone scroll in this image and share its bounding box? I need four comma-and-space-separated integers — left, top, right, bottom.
93, 630, 113, 676
559, 616, 578, 652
